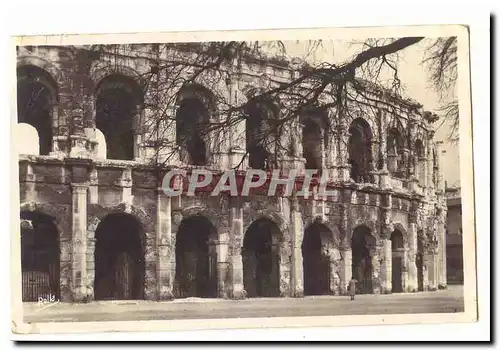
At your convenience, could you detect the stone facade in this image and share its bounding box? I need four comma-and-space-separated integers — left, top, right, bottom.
16, 44, 448, 302
445, 186, 463, 284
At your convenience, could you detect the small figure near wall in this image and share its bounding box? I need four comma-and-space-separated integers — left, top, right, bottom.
348, 277, 358, 301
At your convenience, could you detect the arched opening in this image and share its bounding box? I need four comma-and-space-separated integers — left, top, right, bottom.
348, 118, 373, 183
176, 85, 214, 166
302, 223, 331, 295
387, 128, 404, 177
17, 65, 58, 156
245, 100, 279, 170
391, 229, 405, 293
351, 225, 375, 294
302, 119, 323, 170
415, 140, 426, 185
94, 213, 145, 300
243, 218, 281, 297
416, 231, 425, 291
174, 215, 218, 298
95, 75, 142, 161
20, 211, 60, 302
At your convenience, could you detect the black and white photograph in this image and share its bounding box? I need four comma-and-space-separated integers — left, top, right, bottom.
9, 23, 479, 336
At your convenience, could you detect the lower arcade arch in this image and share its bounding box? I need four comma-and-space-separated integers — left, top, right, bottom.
351, 225, 376, 294
20, 211, 60, 302
391, 229, 405, 293
94, 213, 146, 300
242, 218, 282, 298
174, 215, 218, 298
302, 223, 332, 296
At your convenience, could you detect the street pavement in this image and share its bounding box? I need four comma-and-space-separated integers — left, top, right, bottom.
23, 285, 464, 324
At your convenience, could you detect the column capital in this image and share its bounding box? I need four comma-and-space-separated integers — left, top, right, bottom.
71, 183, 89, 193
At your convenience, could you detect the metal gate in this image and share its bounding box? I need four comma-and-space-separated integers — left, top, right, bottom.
22, 261, 59, 302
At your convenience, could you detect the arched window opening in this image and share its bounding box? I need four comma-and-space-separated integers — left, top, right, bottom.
95, 75, 142, 161
351, 225, 375, 294
386, 128, 405, 177
391, 229, 405, 293
17, 65, 58, 156
94, 213, 145, 300
245, 100, 279, 170
176, 86, 214, 166
20, 211, 60, 302
348, 118, 373, 183
174, 215, 218, 298
302, 119, 323, 170
243, 218, 282, 297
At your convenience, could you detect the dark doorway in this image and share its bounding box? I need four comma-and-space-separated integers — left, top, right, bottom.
94, 213, 145, 300
416, 232, 425, 291
351, 225, 375, 294
391, 230, 404, 293
243, 218, 281, 297
175, 216, 218, 298
302, 223, 331, 295
17, 66, 57, 156
20, 211, 60, 302
96, 75, 141, 160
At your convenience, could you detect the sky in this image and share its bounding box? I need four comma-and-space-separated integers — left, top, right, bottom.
279, 38, 461, 188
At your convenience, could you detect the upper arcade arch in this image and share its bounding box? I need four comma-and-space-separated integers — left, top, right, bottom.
17, 65, 59, 155
95, 74, 144, 161
175, 84, 217, 166
348, 117, 374, 183
244, 98, 280, 170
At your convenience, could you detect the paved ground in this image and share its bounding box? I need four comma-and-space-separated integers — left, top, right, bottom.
23, 285, 464, 324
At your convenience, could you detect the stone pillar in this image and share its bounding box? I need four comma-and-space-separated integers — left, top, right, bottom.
326, 130, 338, 180
120, 168, 133, 205
338, 245, 352, 295
88, 168, 98, 204
379, 111, 388, 171
69, 104, 89, 158
401, 247, 409, 292
419, 157, 428, 187
369, 140, 379, 184
71, 183, 88, 302
379, 238, 392, 294
227, 199, 245, 299
407, 222, 419, 292
424, 241, 439, 290
370, 244, 381, 294
51, 92, 72, 157
144, 230, 157, 300
290, 198, 304, 297
378, 115, 390, 189
435, 141, 445, 193
337, 122, 351, 182
156, 192, 174, 300
427, 132, 436, 196
437, 207, 448, 288
215, 232, 230, 298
